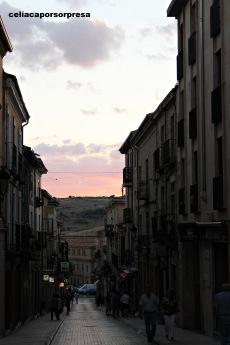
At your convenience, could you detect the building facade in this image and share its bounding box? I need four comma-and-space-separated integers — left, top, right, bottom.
0, 17, 12, 336
168, 0, 230, 335
120, 88, 178, 306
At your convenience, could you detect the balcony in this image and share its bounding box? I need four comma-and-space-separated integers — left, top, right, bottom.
212, 86, 222, 124
210, 0, 220, 38
178, 119, 184, 147
137, 181, 149, 200
188, 32, 196, 66
190, 184, 198, 213
123, 208, 132, 224
189, 107, 197, 139
213, 176, 223, 210
177, 50, 183, 81
161, 139, 176, 167
178, 188, 186, 215
123, 167, 133, 187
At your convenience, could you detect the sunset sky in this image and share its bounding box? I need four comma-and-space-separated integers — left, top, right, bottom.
1, 0, 177, 197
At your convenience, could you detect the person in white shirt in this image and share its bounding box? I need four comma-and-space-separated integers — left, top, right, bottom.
139, 285, 159, 343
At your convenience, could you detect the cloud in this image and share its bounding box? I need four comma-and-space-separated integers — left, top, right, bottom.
34, 142, 86, 156
139, 28, 153, 37
156, 22, 176, 39
81, 108, 97, 116
66, 80, 99, 93
35, 141, 124, 196
0, 1, 124, 70
67, 80, 83, 90
146, 53, 170, 61
113, 107, 126, 113
63, 139, 72, 144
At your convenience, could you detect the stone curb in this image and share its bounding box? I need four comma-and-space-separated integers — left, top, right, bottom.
45, 317, 66, 345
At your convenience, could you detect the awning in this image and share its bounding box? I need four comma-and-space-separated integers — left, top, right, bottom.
120, 267, 138, 279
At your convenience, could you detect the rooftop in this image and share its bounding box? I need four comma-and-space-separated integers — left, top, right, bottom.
167, 0, 188, 18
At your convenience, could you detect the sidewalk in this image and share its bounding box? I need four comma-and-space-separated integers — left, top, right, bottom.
0, 313, 64, 345
120, 315, 219, 345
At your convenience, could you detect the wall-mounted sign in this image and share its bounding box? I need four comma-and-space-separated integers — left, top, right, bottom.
61, 262, 69, 272
49, 276, 55, 283
43, 274, 49, 282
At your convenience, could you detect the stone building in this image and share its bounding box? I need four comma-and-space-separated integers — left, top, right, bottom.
120, 87, 178, 304
3, 72, 30, 331
0, 17, 12, 336
168, 0, 230, 335
63, 228, 105, 286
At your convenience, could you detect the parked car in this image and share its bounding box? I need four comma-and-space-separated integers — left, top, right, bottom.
78, 284, 96, 295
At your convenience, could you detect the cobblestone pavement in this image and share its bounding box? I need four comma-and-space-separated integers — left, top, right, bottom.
0, 313, 64, 345
52, 297, 147, 345
0, 297, 220, 345
52, 297, 219, 345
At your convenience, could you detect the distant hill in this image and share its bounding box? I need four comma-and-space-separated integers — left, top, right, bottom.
57, 196, 114, 232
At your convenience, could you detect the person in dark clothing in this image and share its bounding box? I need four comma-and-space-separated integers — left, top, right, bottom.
215, 283, 230, 345
111, 290, 120, 318
139, 285, 159, 343
65, 289, 72, 315
50, 293, 62, 321
162, 290, 178, 341
106, 292, 112, 316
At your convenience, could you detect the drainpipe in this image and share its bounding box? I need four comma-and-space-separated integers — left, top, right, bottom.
200, 0, 206, 191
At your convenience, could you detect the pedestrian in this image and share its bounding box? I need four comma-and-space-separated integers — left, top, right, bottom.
74, 289, 79, 304
106, 292, 112, 316
215, 283, 230, 345
65, 288, 72, 315
120, 292, 130, 317
111, 290, 120, 318
139, 285, 159, 343
162, 290, 178, 341
50, 293, 62, 321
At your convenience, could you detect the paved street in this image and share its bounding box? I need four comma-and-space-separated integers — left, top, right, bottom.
0, 296, 219, 345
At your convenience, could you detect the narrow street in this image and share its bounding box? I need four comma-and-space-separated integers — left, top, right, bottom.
0, 296, 219, 345
51, 297, 146, 345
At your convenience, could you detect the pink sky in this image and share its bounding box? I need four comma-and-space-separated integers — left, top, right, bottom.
1, 0, 177, 197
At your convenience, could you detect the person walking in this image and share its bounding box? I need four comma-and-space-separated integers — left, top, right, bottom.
139, 285, 159, 343
65, 288, 72, 315
74, 289, 79, 304
50, 293, 62, 321
162, 290, 178, 341
215, 283, 230, 345
111, 290, 120, 318
120, 292, 130, 317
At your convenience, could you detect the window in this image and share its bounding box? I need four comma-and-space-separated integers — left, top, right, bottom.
210, 0, 220, 38
161, 125, 165, 143
82, 264, 84, 272
191, 77, 197, 109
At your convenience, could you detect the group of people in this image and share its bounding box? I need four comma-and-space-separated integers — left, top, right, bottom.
139, 286, 178, 343
50, 287, 79, 320
96, 290, 130, 318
